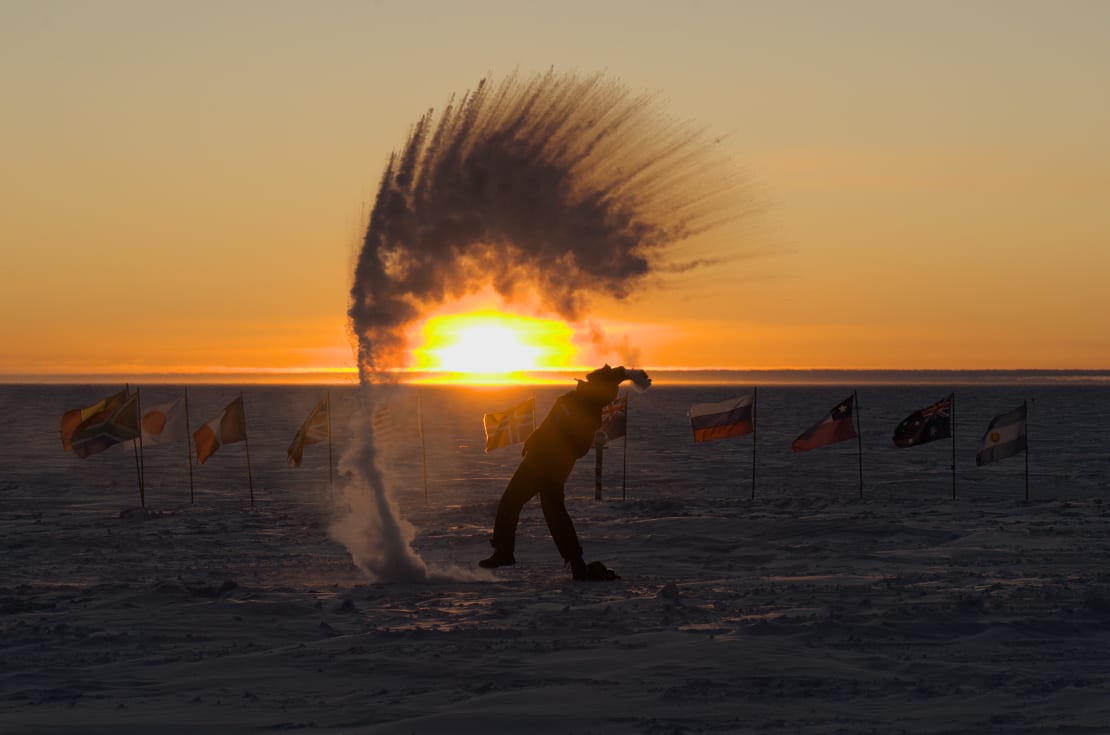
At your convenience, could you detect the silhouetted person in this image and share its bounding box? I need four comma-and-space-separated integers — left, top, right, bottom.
479, 365, 651, 580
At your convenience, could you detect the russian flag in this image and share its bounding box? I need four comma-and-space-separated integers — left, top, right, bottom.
689, 395, 754, 443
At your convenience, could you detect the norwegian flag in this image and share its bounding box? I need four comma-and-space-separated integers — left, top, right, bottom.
893, 394, 953, 448
600, 393, 628, 442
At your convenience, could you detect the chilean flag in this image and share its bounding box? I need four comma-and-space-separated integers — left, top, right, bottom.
792, 394, 857, 452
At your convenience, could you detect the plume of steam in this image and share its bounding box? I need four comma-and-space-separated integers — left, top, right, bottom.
579, 320, 642, 367
329, 398, 428, 582
349, 69, 748, 378
329, 390, 494, 583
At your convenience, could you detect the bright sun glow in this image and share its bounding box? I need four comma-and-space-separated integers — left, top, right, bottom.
411, 309, 581, 384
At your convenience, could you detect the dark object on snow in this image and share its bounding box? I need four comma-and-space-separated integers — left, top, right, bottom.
573, 561, 620, 581
478, 547, 516, 569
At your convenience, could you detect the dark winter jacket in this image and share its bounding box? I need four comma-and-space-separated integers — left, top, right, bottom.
520, 388, 608, 479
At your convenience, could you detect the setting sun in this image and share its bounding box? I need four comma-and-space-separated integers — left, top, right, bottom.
411, 310, 581, 384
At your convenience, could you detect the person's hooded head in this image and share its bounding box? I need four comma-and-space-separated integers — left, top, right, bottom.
575, 364, 652, 405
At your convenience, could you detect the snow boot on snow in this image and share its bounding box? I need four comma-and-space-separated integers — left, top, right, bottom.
572, 560, 619, 581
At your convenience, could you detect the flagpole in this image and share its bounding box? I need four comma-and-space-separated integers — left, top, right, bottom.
854, 390, 863, 499
751, 386, 758, 501
418, 390, 428, 501
594, 438, 603, 501
621, 395, 628, 501
240, 391, 255, 507
327, 391, 334, 487
1024, 399, 1030, 502
126, 384, 145, 508
184, 388, 195, 504
951, 392, 957, 501
135, 386, 146, 508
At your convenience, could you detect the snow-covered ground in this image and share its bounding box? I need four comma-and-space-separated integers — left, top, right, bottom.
3, 380, 1110, 733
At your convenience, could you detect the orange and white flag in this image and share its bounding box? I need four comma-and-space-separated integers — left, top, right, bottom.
194, 396, 247, 464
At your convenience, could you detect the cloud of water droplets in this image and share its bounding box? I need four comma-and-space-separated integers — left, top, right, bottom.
348, 69, 753, 377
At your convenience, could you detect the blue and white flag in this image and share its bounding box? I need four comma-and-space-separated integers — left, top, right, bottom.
976, 403, 1027, 467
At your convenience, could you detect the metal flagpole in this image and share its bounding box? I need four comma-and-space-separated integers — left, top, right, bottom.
951, 392, 957, 500
184, 388, 195, 504
240, 391, 255, 507
126, 384, 145, 507
751, 386, 758, 501
855, 390, 863, 499
327, 391, 334, 487
594, 394, 605, 501
621, 394, 628, 500
1024, 399, 1030, 502
594, 439, 603, 501
418, 390, 428, 500
135, 386, 146, 508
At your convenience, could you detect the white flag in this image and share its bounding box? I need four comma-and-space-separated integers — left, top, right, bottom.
139, 396, 188, 445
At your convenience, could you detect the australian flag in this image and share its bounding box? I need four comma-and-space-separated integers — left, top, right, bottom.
893, 394, 953, 448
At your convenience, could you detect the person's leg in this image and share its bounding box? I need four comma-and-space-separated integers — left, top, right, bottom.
483, 462, 540, 564
538, 479, 585, 576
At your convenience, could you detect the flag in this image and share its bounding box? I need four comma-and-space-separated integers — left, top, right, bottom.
194, 396, 247, 465
138, 396, 188, 446
792, 394, 857, 452
483, 397, 535, 452
68, 391, 141, 458
600, 393, 628, 442
287, 398, 329, 468
688, 394, 754, 442
976, 403, 1027, 466
370, 402, 423, 449
893, 394, 953, 448
60, 389, 127, 451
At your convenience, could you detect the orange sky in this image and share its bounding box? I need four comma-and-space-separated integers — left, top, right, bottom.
3, 1, 1110, 381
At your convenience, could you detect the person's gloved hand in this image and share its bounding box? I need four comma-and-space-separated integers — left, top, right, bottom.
623, 368, 651, 392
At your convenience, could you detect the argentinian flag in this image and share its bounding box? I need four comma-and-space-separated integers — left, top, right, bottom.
976, 403, 1028, 466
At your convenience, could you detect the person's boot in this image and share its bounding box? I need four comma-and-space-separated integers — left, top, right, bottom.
478, 548, 516, 569
571, 560, 620, 581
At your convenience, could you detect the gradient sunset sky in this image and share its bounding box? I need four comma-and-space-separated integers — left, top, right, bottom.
3, 0, 1109, 379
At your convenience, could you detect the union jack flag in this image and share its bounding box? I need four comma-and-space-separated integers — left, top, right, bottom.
600, 393, 628, 442
893, 394, 953, 448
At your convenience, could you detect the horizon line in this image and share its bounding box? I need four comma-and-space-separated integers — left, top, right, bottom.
3, 367, 1109, 387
